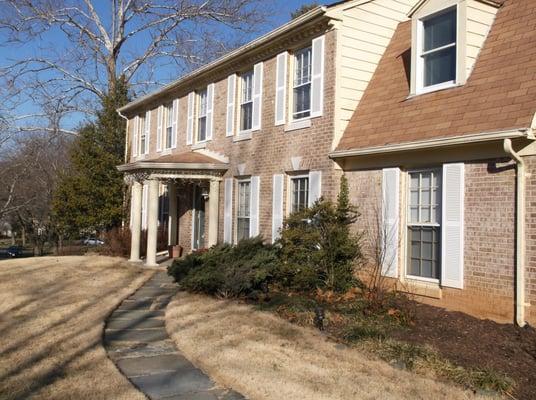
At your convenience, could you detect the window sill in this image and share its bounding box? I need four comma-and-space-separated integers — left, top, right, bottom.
136, 154, 147, 160
285, 118, 311, 132
233, 132, 252, 142
161, 149, 172, 155
408, 81, 461, 99
191, 142, 207, 150
401, 277, 442, 299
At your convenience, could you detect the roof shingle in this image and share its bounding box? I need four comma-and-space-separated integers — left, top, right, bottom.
336, 0, 536, 152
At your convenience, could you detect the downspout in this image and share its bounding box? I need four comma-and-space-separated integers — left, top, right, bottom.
117, 109, 130, 230
117, 109, 129, 164
503, 138, 526, 327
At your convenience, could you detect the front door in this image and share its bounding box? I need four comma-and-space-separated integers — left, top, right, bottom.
193, 185, 205, 250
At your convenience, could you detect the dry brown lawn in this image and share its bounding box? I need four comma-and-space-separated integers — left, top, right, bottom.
0, 255, 152, 400
166, 293, 492, 400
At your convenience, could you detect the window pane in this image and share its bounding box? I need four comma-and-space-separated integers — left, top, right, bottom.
291, 177, 309, 213
293, 84, 311, 119
198, 117, 206, 141
424, 9, 456, 52
240, 103, 253, 131
424, 46, 456, 86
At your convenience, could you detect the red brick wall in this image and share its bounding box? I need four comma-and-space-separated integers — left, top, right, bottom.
345, 156, 535, 324
130, 28, 340, 252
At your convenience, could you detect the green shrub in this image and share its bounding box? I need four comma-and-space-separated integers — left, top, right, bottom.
276, 175, 363, 292
167, 237, 278, 298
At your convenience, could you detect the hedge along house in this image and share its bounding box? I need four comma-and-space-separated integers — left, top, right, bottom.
331, 0, 536, 326
117, 0, 419, 267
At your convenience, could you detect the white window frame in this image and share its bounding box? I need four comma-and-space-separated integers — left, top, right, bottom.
239, 69, 254, 135
197, 88, 208, 143
416, 5, 458, 95
164, 102, 173, 150
405, 168, 442, 284
138, 114, 147, 157
289, 174, 309, 214
236, 178, 251, 243
291, 45, 312, 122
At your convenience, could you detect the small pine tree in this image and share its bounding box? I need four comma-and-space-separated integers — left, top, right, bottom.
52, 78, 129, 236
277, 175, 363, 292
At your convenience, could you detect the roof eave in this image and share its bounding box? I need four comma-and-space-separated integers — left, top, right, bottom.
330, 128, 533, 159
117, 161, 228, 172
117, 6, 329, 115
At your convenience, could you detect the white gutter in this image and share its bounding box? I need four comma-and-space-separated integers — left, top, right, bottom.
503, 138, 529, 327
118, 6, 328, 114
329, 129, 531, 159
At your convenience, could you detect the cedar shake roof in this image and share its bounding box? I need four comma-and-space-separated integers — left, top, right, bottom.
336, 0, 536, 152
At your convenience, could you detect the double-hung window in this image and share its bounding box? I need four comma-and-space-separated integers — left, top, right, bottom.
293, 46, 312, 120
197, 89, 208, 142
237, 180, 251, 241
420, 8, 457, 89
407, 169, 442, 280
291, 176, 309, 213
165, 102, 173, 149
138, 114, 147, 155
240, 70, 254, 132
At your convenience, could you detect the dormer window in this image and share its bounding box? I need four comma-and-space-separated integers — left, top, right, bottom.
420, 7, 457, 89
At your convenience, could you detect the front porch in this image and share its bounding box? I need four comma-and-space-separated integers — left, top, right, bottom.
118, 152, 228, 267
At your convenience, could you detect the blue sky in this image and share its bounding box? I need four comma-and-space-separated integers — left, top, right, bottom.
0, 0, 319, 130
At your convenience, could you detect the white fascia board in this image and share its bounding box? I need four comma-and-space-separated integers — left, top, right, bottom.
329, 129, 532, 159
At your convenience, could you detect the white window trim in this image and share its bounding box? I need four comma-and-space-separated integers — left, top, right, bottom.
235, 178, 251, 243
164, 103, 173, 150
196, 88, 208, 144
414, 4, 461, 96
238, 70, 254, 135
287, 173, 309, 215
404, 167, 442, 283
289, 46, 312, 123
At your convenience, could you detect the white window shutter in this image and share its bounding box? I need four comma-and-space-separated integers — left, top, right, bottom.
186, 92, 194, 145
441, 163, 465, 289
272, 174, 284, 243
156, 105, 163, 152
172, 99, 178, 149
381, 168, 400, 278
144, 110, 151, 154
206, 83, 215, 140
252, 62, 263, 131
226, 74, 236, 137
224, 178, 233, 243
311, 35, 325, 118
308, 171, 322, 207
250, 176, 260, 237
132, 116, 139, 157
275, 52, 288, 126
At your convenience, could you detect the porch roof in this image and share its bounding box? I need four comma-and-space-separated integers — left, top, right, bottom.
117, 151, 228, 173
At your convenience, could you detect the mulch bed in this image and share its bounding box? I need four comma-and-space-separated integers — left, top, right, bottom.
390, 302, 536, 400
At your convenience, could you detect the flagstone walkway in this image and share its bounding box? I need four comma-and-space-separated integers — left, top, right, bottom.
105, 271, 245, 400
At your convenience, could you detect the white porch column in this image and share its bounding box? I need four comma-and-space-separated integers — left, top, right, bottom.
145, 179, 159, 267
168, 182, 177, 246
129, 181, 142, 262
207, 179, 220, 247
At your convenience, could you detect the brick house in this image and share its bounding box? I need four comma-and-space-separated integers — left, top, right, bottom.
118, 0, 536, 326
117, 1, 416, 263
331, 0, 536, 326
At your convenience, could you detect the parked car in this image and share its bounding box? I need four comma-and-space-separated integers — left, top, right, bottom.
6, 246, 23, 258
83, 238, 104, 246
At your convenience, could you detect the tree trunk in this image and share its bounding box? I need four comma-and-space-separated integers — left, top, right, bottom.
21, 226, 26, 246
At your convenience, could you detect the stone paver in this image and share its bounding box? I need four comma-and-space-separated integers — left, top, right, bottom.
105, 271, 245, 400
